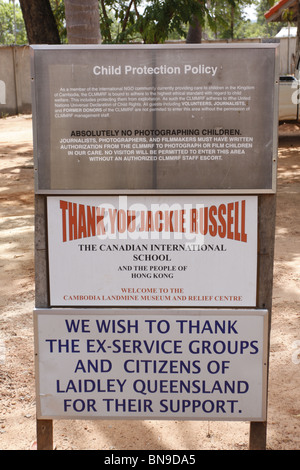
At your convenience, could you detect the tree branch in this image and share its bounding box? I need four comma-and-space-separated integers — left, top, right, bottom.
100, 0, 112, 42
122, 0, 134, 33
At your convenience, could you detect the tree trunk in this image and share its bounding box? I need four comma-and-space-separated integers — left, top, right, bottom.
19, 0, 60, 44
186, 0, 204, 44
186, 16, 202, 43
64, 0, 101, 44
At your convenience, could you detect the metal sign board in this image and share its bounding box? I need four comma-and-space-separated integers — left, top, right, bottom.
34, 309, 268, 421
31, 44, 279, 193
47, 195, 258, 307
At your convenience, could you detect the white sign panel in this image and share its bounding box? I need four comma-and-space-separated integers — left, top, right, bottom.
34, 309, 268, 421
47, 195, 257, 307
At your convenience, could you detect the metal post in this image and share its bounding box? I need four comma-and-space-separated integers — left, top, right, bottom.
249, 194, 276, 450
37, 420, 53, 451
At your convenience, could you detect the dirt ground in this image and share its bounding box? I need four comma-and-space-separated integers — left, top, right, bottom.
0, 114, 299, 451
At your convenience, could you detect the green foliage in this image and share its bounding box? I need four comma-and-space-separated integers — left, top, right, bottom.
4, 0, 292, 45
0, 0, 27, 44
136, 0, 208, 44
99, 0, 211, 43
254, 0, 285, 37
203, 0, 258, 40
98, 0, 271, 43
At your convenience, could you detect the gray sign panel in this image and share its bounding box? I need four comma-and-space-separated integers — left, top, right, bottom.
31, 44, 279, 193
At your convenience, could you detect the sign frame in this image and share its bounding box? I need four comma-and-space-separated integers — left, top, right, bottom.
31, 43, 278, 451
